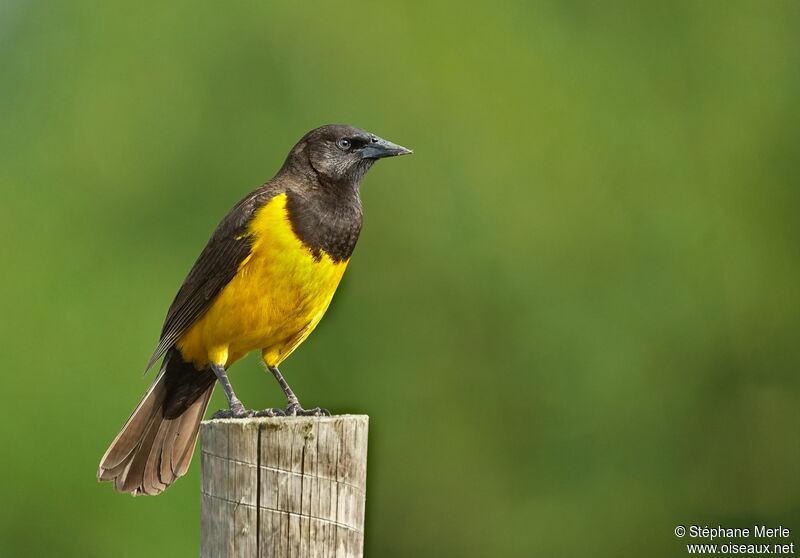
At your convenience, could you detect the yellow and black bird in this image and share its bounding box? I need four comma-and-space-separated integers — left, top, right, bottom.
97, 124, 411, 495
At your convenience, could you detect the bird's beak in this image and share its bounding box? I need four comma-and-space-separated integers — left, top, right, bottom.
361, 136, 413, 159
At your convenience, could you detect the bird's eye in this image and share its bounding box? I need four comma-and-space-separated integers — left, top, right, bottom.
337, 138, 351, 150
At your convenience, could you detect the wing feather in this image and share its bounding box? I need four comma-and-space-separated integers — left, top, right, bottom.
144, 187, 278, 371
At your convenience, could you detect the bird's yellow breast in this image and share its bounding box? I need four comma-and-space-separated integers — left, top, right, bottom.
176, 194, 349, 368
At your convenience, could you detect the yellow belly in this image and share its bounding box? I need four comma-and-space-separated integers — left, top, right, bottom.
176, 194, 349, 368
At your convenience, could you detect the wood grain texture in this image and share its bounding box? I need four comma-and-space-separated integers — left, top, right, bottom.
200, 415, 369, 558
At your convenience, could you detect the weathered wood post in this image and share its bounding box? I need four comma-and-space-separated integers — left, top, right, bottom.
200, 415, 369, 558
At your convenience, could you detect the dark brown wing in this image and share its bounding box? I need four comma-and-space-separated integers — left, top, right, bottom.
144, 187, 278, 372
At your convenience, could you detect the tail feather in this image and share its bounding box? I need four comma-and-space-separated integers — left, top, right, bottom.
171, 387, 214, 476
120, 410, 164, 494
99, 377, 167, 473
98, 349, 216, 496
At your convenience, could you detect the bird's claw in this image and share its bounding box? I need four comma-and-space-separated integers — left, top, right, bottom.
211, 407, 256, 419
285, 403, 331, 417
211, 404, 330, 419
253, 408, 286, 417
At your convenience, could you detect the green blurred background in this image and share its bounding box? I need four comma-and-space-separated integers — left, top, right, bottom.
1, 1, 799, 556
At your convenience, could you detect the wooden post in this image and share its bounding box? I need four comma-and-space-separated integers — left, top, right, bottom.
200, 415, 369, 558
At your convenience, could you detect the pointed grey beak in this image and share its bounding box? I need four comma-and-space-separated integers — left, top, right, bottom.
361, 136, 413, 159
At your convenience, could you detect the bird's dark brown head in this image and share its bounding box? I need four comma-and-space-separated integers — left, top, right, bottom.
282, 124, 412, 187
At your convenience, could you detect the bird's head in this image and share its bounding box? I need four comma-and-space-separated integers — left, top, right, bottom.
283, 124, 412, 187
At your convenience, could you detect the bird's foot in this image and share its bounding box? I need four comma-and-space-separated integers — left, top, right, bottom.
211, 399, 256, 419
253, 408, 286, 417
211, 408, 258, 419
211, 400, 331, 419
284, 401, 331, 417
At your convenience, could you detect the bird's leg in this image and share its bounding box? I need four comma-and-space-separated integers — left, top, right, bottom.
265, 365, 330, 417
210, 363, 251, 419
269, 365, 300, 410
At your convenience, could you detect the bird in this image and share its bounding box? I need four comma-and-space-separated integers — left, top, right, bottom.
97, 124, 411, 495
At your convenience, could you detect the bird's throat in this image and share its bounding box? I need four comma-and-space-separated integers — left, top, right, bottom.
284, 187, 363, 263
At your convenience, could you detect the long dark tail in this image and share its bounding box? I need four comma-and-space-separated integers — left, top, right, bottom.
97, 348, 216, 495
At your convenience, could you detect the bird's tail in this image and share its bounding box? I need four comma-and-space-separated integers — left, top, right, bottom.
97, 348, 216, 495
